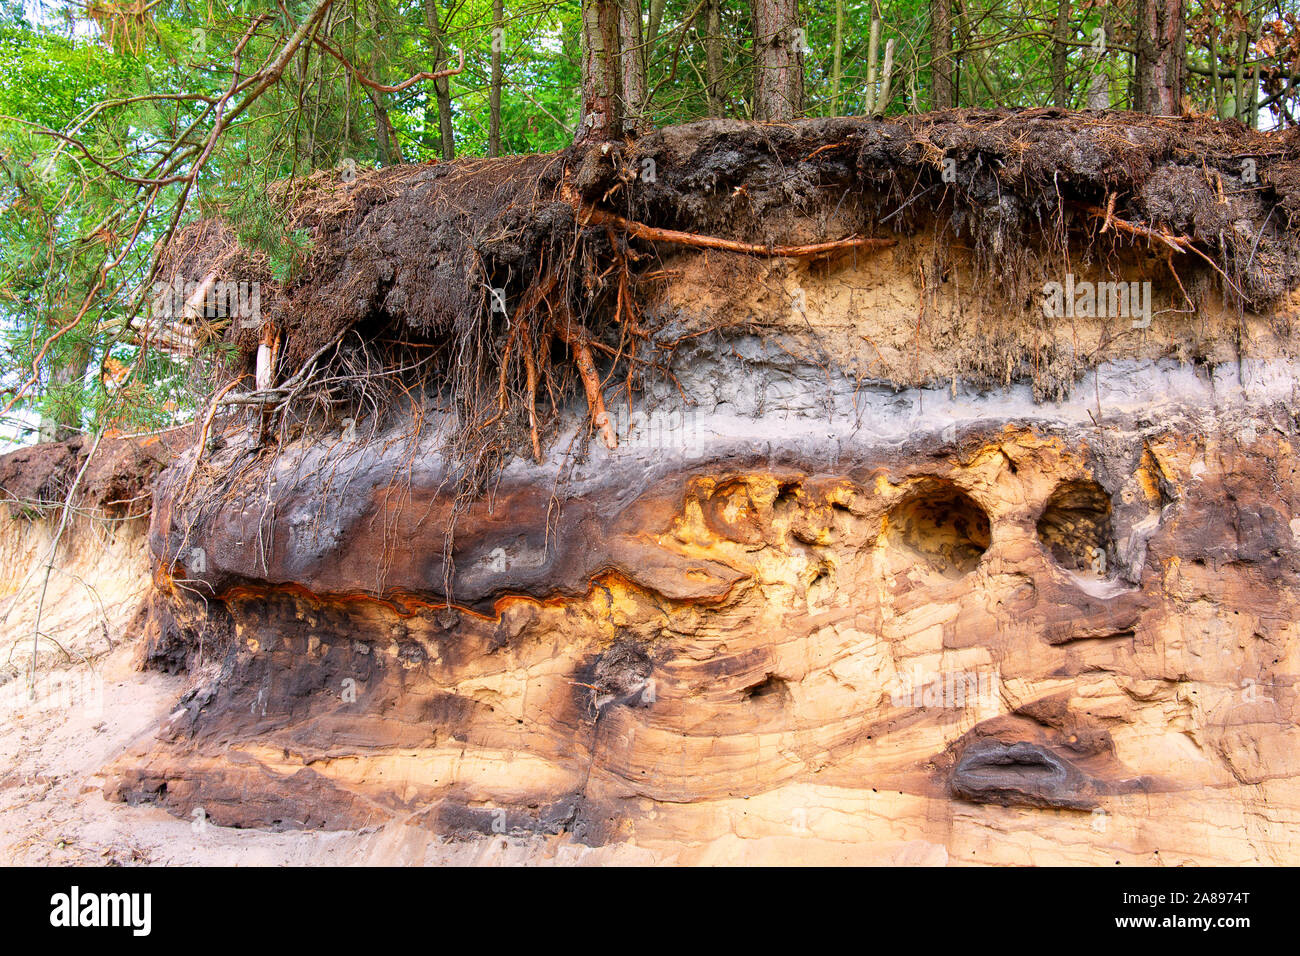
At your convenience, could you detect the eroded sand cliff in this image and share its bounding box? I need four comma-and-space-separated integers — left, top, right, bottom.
6, 110, 1300, 864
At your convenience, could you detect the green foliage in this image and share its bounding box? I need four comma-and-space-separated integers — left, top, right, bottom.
226, 189, 315, 284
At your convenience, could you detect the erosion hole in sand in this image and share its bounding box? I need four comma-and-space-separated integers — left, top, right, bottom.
885, 481, 991, 577
742, 673, 789, 702
1036, 479, 1114, 575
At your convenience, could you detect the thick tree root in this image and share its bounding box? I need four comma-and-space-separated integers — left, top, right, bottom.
579, 205, 897, 259
554, 313, 619, 450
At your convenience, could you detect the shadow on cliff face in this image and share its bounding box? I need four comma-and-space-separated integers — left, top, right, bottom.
1036, 478, 1115, 575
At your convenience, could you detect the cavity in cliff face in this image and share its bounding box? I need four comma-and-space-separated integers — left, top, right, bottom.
110, 110, 1300, 864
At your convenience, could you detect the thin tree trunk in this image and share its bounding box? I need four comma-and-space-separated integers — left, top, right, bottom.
1088, 72, 1110, 109
874, 38, 895, 116
644, 0, 668, 115
1249, 30, 1262, 127
489, 0, 503, 155
424, 0, 456, 159
1052, 0, 1069, 107
830, 0, 845, 115
1233, 4, 1248, 120
751, 0, 804, 121
646, 0, 667, 48
954, 0, 976, 104
578, 0, 623, 143
1209, 21, 1223, 116
704, 0, 725, 116
865, 3, 881, 114
366, 0, 403, 165
368, 88, 403, 164
931, 0, 955, 109
619, 0, 648, 132
1088, 13, 1110, 109
1248, 4, 1263, 126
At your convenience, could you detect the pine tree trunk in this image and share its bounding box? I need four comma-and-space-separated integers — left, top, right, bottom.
865, 3, 881, 114
1052, 0, 1069, 107
931, 0, 955, 109
646, 0, 667, 49
1133, 0, 1185, 114
704, 0, 725, 116
751, 0, 804, 121
424, 0, 456, 159
578, 0, 623, 143
619, 0, 648, 132
366, 0, 403, 165
830, 0, 844, 115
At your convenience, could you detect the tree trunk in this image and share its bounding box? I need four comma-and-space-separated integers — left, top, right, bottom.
1087, 13, 1110, 109
1051, 0, 1069, 107
955, 0, 979, 104
874, 38, 895, 116
366, 0, 403, 165
704, 0, 725, 116
424, 0, 456, 159
489, 0, 503, 156
619, 0, 648, 132
1132, 0, 1184, 114
1208, 20, 1223, 117
1249, 39, 1262, 127
1232, 1, 1249, 121
751, 0, 804, 121
646, 0, 667, 50
931, 0, 955, 109
368, 87, 404, 165
578, 0, 623, 143
865, 3, 881, 114
829, 0, 844, 115
1246, 4, 1263, 126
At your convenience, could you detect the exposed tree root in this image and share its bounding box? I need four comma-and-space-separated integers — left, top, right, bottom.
578, 206, 897, 259
522, 328, 542, 462
1082, 203, 1246, 300
554, 310, 619, 450
182, 376, 247, 500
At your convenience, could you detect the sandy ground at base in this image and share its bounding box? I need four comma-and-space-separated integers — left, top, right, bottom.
0, 641, 661, 866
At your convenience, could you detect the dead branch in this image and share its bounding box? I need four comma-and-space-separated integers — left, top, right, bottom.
28, 431, 103, 696
314, 38, 466, 93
